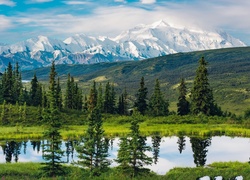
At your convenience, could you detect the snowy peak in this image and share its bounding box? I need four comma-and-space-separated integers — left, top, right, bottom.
0, 20, 247, 71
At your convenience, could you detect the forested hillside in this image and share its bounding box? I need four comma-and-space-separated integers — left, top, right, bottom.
20, 47, 250, 115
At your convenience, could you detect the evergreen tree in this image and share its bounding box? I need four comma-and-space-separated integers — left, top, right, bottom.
116, 111, 152, 177
118, 94, 125, 115
148, 79, 169, 116
55, 77, 63, 110
64, 74, 72, 109
30, 73, 42, 106
76, 108, 110, 177
83, 95, 88, 113
13, 62, 22, 103
134, 77, 148, 115
2, 63, 14, 104
88, 81, 98, 112
97, 83, 104, 112
190, 57, 216, 115
103, 82, 116, 114
177, 78, 190, 115
42, 85, 48, 108
41, 61, 64, 177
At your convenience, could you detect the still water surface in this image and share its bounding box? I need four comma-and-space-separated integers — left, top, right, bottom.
0, 136, 249, 175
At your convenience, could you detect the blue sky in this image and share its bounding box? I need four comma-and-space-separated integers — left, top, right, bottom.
0, 0, 250, 45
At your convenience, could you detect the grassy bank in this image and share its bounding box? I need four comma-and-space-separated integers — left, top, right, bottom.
0, 162, 249, 180
0, 123, 250, 140
166, 162, 250, 180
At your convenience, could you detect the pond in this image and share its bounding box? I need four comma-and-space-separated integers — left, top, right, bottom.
0, 136, 249, 175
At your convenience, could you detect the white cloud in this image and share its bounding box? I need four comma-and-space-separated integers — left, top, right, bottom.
140, 0, 156, 4
3, 0, 250, 44
114, 0, 126, 2
63, 1, 89, 5
0, 0, 16, 6
26, 0, 53, 3
0, 15, 12, 31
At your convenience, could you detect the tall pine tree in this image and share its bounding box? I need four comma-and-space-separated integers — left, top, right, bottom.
134, 77, 148, 115
116, 110, 152, 177
41, 61, 64, 177
177, 78, 190, 115
190, 57, 215, 115
148, 79, 169, 116
76, 108, 110, 177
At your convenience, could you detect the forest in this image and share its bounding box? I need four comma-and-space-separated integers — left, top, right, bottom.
0, 57, 249, 179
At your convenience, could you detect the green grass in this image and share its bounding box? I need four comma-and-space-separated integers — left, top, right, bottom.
165, 162, 250, 180
1, 122, 250, 140
0, 162, 249, 180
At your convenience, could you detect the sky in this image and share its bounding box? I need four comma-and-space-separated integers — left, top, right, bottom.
0, 0, 250, 45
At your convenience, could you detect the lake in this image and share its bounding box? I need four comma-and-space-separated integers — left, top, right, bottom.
0, 136, 249, 175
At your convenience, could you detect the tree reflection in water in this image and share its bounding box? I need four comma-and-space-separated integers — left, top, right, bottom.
190, 137, 211, 167
177, 136, 186, 154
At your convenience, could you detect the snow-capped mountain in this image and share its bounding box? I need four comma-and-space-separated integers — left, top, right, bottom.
0, 20, 246, 71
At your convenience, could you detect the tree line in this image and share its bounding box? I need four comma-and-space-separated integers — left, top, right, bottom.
0, 57, 223, 121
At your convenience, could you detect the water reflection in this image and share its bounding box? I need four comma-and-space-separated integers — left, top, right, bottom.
0, 136, 249, 175
177, 136, 186, 154
190, 137, 211, 167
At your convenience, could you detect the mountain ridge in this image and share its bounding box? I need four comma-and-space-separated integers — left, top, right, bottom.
0, 20, 246, 71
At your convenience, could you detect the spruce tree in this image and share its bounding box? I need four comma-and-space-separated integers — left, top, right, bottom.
13, 62, 22, 103
190, 57, 215, 115
134, 77, 148, 115
64, 74, 73, 109
177, 78, 190, 115
2, 63, 14, 104
116, 111, 152, 177
148, 79, 169, 116
41, 61, 64, 177
97, 83, 104, 112
76, 108, 110, 177
30, 73, 42, 106
88, 81, 98, 112
55, 77, 63, 110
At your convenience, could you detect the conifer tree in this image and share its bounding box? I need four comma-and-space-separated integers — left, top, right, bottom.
76, 108, 110, 177
55, 77, 63, 110
134, 77, 148, 115
83, 95, 88, 113
64, 74, 73, 109
116, 111, 152, 177
41, 61, 64, 177
118, 94, 125, 115
190, 57, 215, 115
177, 78, 190, 115
13, 62, 22, 103
148, 79, 169, 116
103, 82, 116, 114
30, 73, 42, 106
88, 81, 98, 112
2, 63, 14, 104
97, 83, 104, 112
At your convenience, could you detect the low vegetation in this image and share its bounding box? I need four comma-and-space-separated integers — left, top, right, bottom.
0, 162, 249, 180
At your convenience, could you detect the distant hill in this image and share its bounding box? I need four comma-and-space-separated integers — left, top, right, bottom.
22, 47, 250, 115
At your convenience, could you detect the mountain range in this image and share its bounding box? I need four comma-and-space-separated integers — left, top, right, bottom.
0, 20, 246, 71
